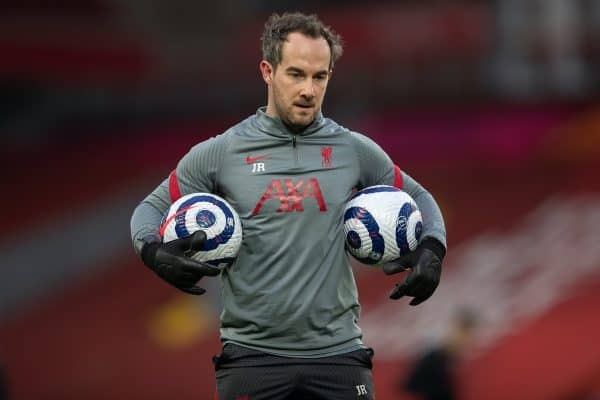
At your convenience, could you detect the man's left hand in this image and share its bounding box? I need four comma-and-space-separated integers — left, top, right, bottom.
383, 238, 445, 305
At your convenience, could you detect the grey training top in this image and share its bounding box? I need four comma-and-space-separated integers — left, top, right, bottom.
131, 107, 446, 357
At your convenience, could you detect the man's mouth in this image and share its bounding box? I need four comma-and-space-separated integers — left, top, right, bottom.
294, 103, 313, 109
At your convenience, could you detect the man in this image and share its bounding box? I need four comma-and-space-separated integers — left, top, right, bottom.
131, 12, 446, 400
403, 310, 478, 400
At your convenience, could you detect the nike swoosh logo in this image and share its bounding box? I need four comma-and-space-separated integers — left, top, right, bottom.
246, 154, 268, 164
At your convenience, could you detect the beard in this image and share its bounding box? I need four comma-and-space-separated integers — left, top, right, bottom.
282, 115, 313, 133
272, 88, 318, 133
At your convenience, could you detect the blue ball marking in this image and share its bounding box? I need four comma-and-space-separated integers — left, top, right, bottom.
174, 211, 191, 238
177, 195, 206, 210
173, 195, 236, 249
344, 206, 385, 264
346, 230, 362, 249
173, 195, 205, 238
415, 220, 423, 242
196, 210, 216, 228
396, 202, 415, 255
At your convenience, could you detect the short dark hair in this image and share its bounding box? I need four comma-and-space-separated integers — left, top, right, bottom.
261, 12, 343, 70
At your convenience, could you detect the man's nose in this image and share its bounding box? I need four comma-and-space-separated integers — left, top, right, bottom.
300, 80, 316, 99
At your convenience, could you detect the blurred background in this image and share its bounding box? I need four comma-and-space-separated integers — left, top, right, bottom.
1, 0, 600, 399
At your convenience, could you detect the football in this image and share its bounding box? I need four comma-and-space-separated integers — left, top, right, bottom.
160, 193, 242, 269
343, 185, 422, 265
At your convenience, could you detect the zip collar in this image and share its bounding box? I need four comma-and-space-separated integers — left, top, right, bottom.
253, 106, 325, 138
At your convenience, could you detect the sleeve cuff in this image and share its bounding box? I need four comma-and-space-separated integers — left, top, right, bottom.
420, 237, 446, 261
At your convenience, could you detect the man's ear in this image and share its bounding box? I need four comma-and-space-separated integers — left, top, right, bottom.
260, 60, 274, 84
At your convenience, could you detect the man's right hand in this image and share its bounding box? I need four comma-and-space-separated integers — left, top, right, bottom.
140, 231, 221, 295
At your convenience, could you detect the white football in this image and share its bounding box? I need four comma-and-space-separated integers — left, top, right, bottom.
343, 185, 422, 265
160, 193, 242, 269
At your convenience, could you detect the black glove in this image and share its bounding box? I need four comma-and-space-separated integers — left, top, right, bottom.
383, 237, 445, 305
140, 231, 221, 295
